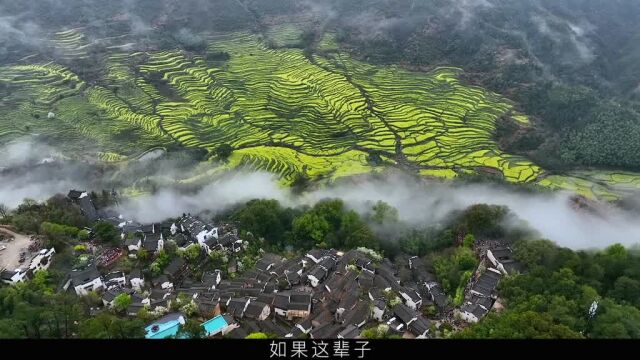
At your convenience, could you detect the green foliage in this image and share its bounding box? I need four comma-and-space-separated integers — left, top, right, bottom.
455, 311, 583, 339
41, 222, 80, 238
463, 234, 476, 249
462, 238, 640, 339
215, 143, 233, 161
177, 319, 207, 339
11, 196, 89, 233
137, 248, 149, 262
209, 250, 229, 271
93, 221, 119, 245
291, 199, 377, 250
433, 247, 478, 295
610, 277, 640, 307
232, 199, 297, 247
394, 228, 455, 257
150, 250, 171, 276
113, 294, 132, 314
292, 212, 330, 249
179, 244, 202, 263
77, 229, 90, 240
0, 273, 84, 338
40, 222, 81, 249
360, 324, 393, 339
590, 299, 640, 338
454, 204, 508, 238
563, 105, 640, 169
73, 244, 87, 252
78, 313, 145, 339
245, 332, 270, 339
370, 201, 399, 225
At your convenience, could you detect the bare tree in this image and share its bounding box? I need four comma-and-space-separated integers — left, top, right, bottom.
0, 203, 8, 219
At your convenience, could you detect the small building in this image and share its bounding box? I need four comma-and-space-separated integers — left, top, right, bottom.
64, 264, 104, 296
458, 303, 487, 323
152, 275, 173, 290
372, 299, 387, 322
226, 298, 250, 319
244, 301, 271, 321
67, 190, 98, 221
310, 323, 342, 339
337, 324, 361, 339
341, 302, 370, 328
203, 314, 235, 337
408, 316, 431, 338
125, 237, 142, 258
470, 269, 502, 298
145, 313, 186, 339
129, 269, 145, 291
1, 248, 56, 285
399, 287, 422, 311
104, 271, 127, 290
143, 233, 164, 255
163, 257, 187, 282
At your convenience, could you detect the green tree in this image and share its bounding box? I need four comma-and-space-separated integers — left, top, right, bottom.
455, 311, 583, 339
113, 294, 132, 314
215, 144, 233, 161
177, 319, 207, 339
370, 201, 399, 225
94, 221, 119, 245
180, 244, 202, 263
292, 212, 330, 249
338, 210, 375, 249
232, 199, 295, 246
590, 299, 640, 339
609, 276, 640, 306
77, 229, 91, 240
456, 204, 508, 238
463, 234, 476, 248
245, 332, 270, 339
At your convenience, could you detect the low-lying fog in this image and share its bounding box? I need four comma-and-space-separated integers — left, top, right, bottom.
2, 140, 639, 250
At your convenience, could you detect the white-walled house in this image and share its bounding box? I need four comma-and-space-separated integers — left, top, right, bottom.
143, 233, 164, 255
372, 299, 387, 322
64, 265, 104, 296
457, 303, 488, 323
244, 301, 271, 321
0, 248, 56, 285
104, 271, 127, 289
125, 237, 142, 258
129, 269, 145, 291
399, 288, 422, 311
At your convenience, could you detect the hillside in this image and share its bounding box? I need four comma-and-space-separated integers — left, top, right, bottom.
1, 0, 640, 201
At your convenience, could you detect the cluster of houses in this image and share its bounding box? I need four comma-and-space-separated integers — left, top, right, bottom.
1, 188, 525, 338
456, 244, 521, 323
0, 248, 56, 285
163, 248, 454, 339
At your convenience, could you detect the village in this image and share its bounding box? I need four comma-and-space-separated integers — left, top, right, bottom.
0, 189, 522, 339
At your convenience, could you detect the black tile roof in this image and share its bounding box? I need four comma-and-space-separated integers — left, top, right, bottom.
69, 265, 101, 286
244, 301, 269, 319
342, 302, 370, 327
393, 303, 417, 324
310, 323, 342, 339
163, 257, 186, 277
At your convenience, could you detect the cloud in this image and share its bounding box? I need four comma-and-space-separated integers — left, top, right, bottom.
115, 171, 290, 223
0, 14, 45, 49
115, 171, 640, 250
0, 140, 92, 208
532, 15, 595, 62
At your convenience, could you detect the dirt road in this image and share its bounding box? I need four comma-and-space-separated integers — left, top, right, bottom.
0, 227, 32, 271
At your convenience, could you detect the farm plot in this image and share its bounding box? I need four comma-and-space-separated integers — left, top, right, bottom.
3, 28, 640, 199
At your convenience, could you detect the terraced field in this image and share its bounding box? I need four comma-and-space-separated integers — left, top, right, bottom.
2, 28, 640, 199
